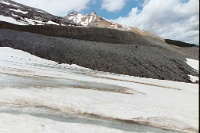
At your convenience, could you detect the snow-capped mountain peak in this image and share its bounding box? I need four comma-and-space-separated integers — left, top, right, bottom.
65, 11, 85, 25
0, 0, 163, 41
65, 11, 100, 26
65, 12, 144, 32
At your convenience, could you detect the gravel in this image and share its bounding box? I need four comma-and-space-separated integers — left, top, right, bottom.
0, 29, 198, 83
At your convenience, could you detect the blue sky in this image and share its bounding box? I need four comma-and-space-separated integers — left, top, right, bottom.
81, 0, 142, 20
14, 0, 199, 45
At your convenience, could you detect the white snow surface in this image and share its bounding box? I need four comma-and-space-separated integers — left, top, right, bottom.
0, 15, 26, 25
189, 75, 199, 83
186, 58, 199, 72
0, 15, 61, 26
66, 12, 97, 26
186, 58, 199, 83
0, 0, 20, 7
0, 113, 132, 133
46, 20, 60, 25
9, 8, 28, 14
0, 47, 199, 133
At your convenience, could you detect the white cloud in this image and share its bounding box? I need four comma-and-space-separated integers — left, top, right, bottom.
13, 0, 92, 16
102, 0, 126, 12
114, 0, 199, 45
142, 0, 150, 7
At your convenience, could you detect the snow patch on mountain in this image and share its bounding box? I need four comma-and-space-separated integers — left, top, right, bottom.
0, 15, 61, 25
9, 8, 28, 14
0, 0, 20, 7
66, 12, 84, 24
186, 58, 199, 72
189, 75, 199, 83
0, 15, 26, 25
66, 12, 98, 26
186, 58, 199, 83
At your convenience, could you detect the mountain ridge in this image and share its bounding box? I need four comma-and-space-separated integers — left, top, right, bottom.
0, 0, 168, 43
0, 0, 198, 47
0, 0, 199, 83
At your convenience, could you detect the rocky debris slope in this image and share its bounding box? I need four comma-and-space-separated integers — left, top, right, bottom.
0, 21, 198, 60
0, 29, 198, 83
